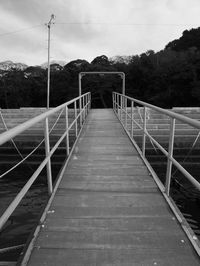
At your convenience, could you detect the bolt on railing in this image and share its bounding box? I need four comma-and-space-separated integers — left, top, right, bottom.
113, 92, 200, 196
0, 92, 91, 231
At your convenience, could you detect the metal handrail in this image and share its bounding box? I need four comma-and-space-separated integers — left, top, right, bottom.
0, 108, 65, 179
113, 92, 200, 194
0, 92, 91, 231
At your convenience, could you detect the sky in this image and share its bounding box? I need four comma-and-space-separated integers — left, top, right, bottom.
0, 0, 200, 66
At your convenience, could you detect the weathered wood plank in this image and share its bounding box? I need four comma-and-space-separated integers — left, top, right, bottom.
27, 248, 200, 266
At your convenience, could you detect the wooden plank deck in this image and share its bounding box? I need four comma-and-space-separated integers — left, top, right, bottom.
25, 109, 199, 265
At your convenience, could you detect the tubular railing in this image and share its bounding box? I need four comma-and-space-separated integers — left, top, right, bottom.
0, 92, 91, 231
113, 92, 200, 196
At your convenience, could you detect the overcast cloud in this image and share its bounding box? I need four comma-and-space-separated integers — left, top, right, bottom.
0, 0, 200, 65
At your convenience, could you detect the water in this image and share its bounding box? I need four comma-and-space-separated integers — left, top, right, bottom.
0, 178, 48, 262
145, 148, 200, 238
0, 147, 66, 263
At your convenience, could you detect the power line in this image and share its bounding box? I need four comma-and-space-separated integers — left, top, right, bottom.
0, 24, 44, 37
0, 21, 198, 39
55, 22, 200, 27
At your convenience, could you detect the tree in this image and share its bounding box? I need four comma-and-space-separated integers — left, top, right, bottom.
91, 55, 110, 67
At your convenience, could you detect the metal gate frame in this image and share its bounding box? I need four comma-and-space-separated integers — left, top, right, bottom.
78, 71, 126, 97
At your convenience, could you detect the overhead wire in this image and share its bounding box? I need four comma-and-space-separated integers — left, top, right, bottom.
55, 21, 199, 27
0, 21, 198, 39
0, 24, 44, 38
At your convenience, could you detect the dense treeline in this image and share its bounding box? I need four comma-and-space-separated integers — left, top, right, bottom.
1, 27, 200, 108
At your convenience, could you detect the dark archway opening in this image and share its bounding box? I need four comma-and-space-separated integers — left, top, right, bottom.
91, 90, 113, 108
80, 73, 125, 108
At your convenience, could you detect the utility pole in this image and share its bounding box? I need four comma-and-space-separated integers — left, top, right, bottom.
46, 14, 55, 109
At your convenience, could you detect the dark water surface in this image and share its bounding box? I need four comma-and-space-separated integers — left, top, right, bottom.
145, 149, 200, 238
0, 148, 66, 262
0, 177, 48, 262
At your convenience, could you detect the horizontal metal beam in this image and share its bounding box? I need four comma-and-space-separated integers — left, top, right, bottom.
79, 71, 125, 77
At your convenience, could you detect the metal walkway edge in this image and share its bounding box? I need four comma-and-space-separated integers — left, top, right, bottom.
23, 109, 199, 265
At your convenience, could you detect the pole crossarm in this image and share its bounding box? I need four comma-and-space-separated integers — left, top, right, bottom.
78, 71, 126, 96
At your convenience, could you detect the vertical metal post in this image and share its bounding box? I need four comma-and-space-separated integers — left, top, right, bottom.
84, 95, 86, 119
89, 93, 91, 109
114, 93, 117, 112
85, 95, 87, 119
120, 94, 122, 121
85, 95, 87, 118
88, 93, 90, 112
87, 94, 89, 116
46, 14, 55, 109
125, 97, 127, 129
112, 93, 115, 112
117, 94, 119, 116
122, 73, 125, 95
74, 101, 78, 137
79, 74, 82, 125
65, 106, 69, 156
142, 107, 147, 157
85, 94, 88, 115
165, 118, 176, 196
122, 95, 124, 124
86, 94, 88, 116
114, 93, 115, 112
44, 117, 53, 195
82, 97, 85, 122
83, 95, 85, 121
47, 24, 50, 109
131, 101, 134, 138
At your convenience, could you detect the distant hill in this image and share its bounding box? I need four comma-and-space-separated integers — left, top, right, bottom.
0, 60, 67, 75
165, 27, 200, 51
40, 60, 67, 69
0, 60, 28, 71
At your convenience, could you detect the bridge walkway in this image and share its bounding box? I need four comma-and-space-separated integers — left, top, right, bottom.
24, 109, 199, 265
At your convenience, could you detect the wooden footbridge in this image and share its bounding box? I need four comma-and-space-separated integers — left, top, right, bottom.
0, 92, 200, 265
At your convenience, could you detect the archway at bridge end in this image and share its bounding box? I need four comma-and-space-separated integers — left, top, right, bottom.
78, 71, 125, 97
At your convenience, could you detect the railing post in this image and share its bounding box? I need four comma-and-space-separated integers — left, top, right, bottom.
86, 93, 89, 114
84, 95, 86, 117
44, 117, 53, 195
65, 106, 70, 156
114, 93, 117, 112
117, 94, 119, 116
113, 93, 116, 113
89, 93, 91, 109
125, 97, 127, 129
131, 100, 134, 138
83, 95, 85, 121
86, 93, 89, 116
112, 93, 114, 111
120, 94, 122, 121
165, 118, 176, 196
74, 101, 78, 137
142, 107, 147, 157
84, 96, 86, 121
85, 94, 87, 119
84, 96, 86, 120
79, 96, 82, 126
122, 95, 124, 124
